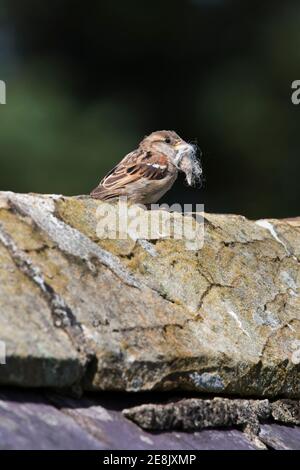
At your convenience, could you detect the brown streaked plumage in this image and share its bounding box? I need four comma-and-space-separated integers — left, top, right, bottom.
91, 130, 202, 204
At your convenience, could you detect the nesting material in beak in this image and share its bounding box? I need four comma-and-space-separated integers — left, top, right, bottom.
176, 144, 202, 186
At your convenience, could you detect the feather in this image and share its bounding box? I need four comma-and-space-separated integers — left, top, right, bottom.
91, 149, 169, 200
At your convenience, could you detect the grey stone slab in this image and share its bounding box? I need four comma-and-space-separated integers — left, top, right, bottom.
259, 423, 300, 450
47, 394, 196, 450
180, 429, 257, 450
0, 390, 257, 450
0, 390, 103, 450
47, 394, 257, 450
0, 389, 298, 450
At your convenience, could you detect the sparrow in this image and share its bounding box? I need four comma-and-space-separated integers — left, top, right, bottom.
90, 130, 202, 204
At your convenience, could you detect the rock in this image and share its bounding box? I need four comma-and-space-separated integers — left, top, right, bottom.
259, 423, 300, 450
271, 399, 300, 425
0, 191, 299, 396
0, 389, 259, 450
122, 397, 300, 448
122, 397, 271, 433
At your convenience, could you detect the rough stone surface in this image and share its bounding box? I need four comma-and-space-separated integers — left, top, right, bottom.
271, 399, 300, 425
122, 397, 300, 445
123, 398, 271, 433
1, 389, 299, 450
259, 423, 300, 450
0, 192, 299, 397
0, 389, 258, 450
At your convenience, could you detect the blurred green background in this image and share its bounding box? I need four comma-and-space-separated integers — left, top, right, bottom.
0, 0, 299, 218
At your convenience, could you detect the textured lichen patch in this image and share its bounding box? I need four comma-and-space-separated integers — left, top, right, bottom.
55, 197, 100, 240
122, 397, 300, 448
0, 209, 49, 251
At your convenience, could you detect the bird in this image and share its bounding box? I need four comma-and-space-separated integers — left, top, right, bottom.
90, 130, 202, 204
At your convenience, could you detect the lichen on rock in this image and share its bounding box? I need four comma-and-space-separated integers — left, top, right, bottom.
122, 397, 300, 448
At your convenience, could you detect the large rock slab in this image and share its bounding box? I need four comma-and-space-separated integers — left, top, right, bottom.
0, 192, 299, 397
0, 390, 258, 450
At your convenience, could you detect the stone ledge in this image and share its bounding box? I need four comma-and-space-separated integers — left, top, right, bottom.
0, 192, 299, 397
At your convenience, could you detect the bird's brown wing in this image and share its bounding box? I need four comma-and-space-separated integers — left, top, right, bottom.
91, 149, 169, 200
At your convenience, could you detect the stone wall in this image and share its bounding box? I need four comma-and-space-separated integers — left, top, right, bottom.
0, 192, 299, 398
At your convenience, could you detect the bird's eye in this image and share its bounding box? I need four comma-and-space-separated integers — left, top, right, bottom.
165, 137, 171, 144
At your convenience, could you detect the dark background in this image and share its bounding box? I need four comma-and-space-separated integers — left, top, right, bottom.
0, 0, 299, 218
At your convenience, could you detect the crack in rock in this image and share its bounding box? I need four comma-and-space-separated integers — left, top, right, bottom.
4, 192, 140, 289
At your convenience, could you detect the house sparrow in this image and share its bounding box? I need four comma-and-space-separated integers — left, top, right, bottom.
90, 130, 202, 204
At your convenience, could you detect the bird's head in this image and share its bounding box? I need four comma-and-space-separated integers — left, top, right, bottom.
140, 130, 202, 186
